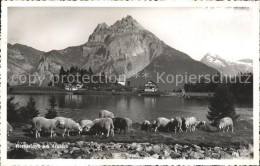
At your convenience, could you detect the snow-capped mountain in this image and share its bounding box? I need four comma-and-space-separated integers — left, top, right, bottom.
200, 53, 253, 76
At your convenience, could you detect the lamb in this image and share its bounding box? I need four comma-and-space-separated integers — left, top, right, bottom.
124, 118, 133, 131
170, 117, 183, 133
141, 120, 151, 131
154, 117, 171, 132
185, 117, 197, 132
79, 119, 93, 133
219, 117, 233, 133
55, 117, 82, 137
99, 110, 114, 119
32, 117, 65, 138
7, 122, 13, 136
87, 118, 114, 137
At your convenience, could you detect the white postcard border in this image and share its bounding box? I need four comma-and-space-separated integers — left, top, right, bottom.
1, 1, 259, 165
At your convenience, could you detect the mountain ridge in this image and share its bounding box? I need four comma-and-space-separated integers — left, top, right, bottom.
200, 53, 253, 76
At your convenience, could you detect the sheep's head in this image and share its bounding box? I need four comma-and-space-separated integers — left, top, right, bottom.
185, 119, 190, 127
59, 120, 65, 125
85, 123, 94, 131
219, 122, 224, 129
76, 123, 82, 132
170, 118, 174, 122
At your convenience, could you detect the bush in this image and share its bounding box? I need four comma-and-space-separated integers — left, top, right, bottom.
207, 84, 239, 126
45, 95, 58, 119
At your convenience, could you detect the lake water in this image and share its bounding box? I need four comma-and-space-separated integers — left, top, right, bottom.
10, 94, 253, 123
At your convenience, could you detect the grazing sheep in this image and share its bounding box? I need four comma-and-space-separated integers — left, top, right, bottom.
195, 121, 206, 129
170, 117, 183, 133
219, 117, 233, 133
112, 117, 128, 134
88, 118, 114, 137
99, 110, 114, 119
79, 119, 93, 133
124, 118, 133, 130
7, 122, 13, 136
141, 120, 151, 131
154, 117, 171, 132
185, 117, 197, 132
55, 117, 82, 137
150, 120, 157, 132
32, 117, 65, 138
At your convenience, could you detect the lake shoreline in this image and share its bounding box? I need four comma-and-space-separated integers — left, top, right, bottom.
8, 86, 215, 98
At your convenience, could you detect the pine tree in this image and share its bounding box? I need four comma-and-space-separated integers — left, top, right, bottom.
26, 97, 39, 119
45, 95, 58, 119
7, 96, 20, 123
207, 84, 239, 126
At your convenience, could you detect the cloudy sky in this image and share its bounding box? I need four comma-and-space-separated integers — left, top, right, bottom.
8, 7, 257, 61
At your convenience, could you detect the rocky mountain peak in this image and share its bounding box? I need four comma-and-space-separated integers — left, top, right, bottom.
201, 53, 252, 76
110, 15, 144, 32
88, 15, 145, 42
94, 23, 108, 32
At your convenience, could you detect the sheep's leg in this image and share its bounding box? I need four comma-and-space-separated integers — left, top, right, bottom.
62, 128, 66, 137
50, 130, 53, 138
193, 126, 196, 132
179, 127, 183, 132
35, 131, 38, 139
68, 130, 70, 137
231, 126, 234, 132
174, 127, 176, 133
38, 132, 41, 138
155, 127, 158, 132
111, 129, 114, 137
107, 130, 109, 137
227, 126, 229, 132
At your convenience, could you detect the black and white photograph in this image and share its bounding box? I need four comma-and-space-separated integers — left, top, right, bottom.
1, 1, 259, 165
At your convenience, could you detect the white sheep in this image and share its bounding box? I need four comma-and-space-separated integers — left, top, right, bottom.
185, 117, 197, 132
219, 117, 233, 133
124, 118, 133, 130
79, 119, 93, 133
154, 117, 171, 132
171, 117, 183, 133
55, 117, 82, 137
87, 118, 114, 137
99, 110, 114, 119
32, 117, 65, 139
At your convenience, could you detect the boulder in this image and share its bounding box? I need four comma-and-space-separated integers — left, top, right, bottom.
152, 145, 161, 154
220, 151, 233, 159
213, 147, 222, 153
170, 152, 182, 159
76, 141, 85, 148
211, 153, 221, 159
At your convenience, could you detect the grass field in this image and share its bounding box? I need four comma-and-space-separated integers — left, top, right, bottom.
8, 120, 253, 149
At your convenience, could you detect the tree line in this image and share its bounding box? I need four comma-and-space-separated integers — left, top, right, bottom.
183, 72, 253, 99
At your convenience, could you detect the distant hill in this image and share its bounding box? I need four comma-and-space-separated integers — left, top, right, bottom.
7, 43, 44, 85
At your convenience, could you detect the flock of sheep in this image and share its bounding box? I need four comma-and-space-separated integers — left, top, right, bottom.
7, 110, 234, 139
